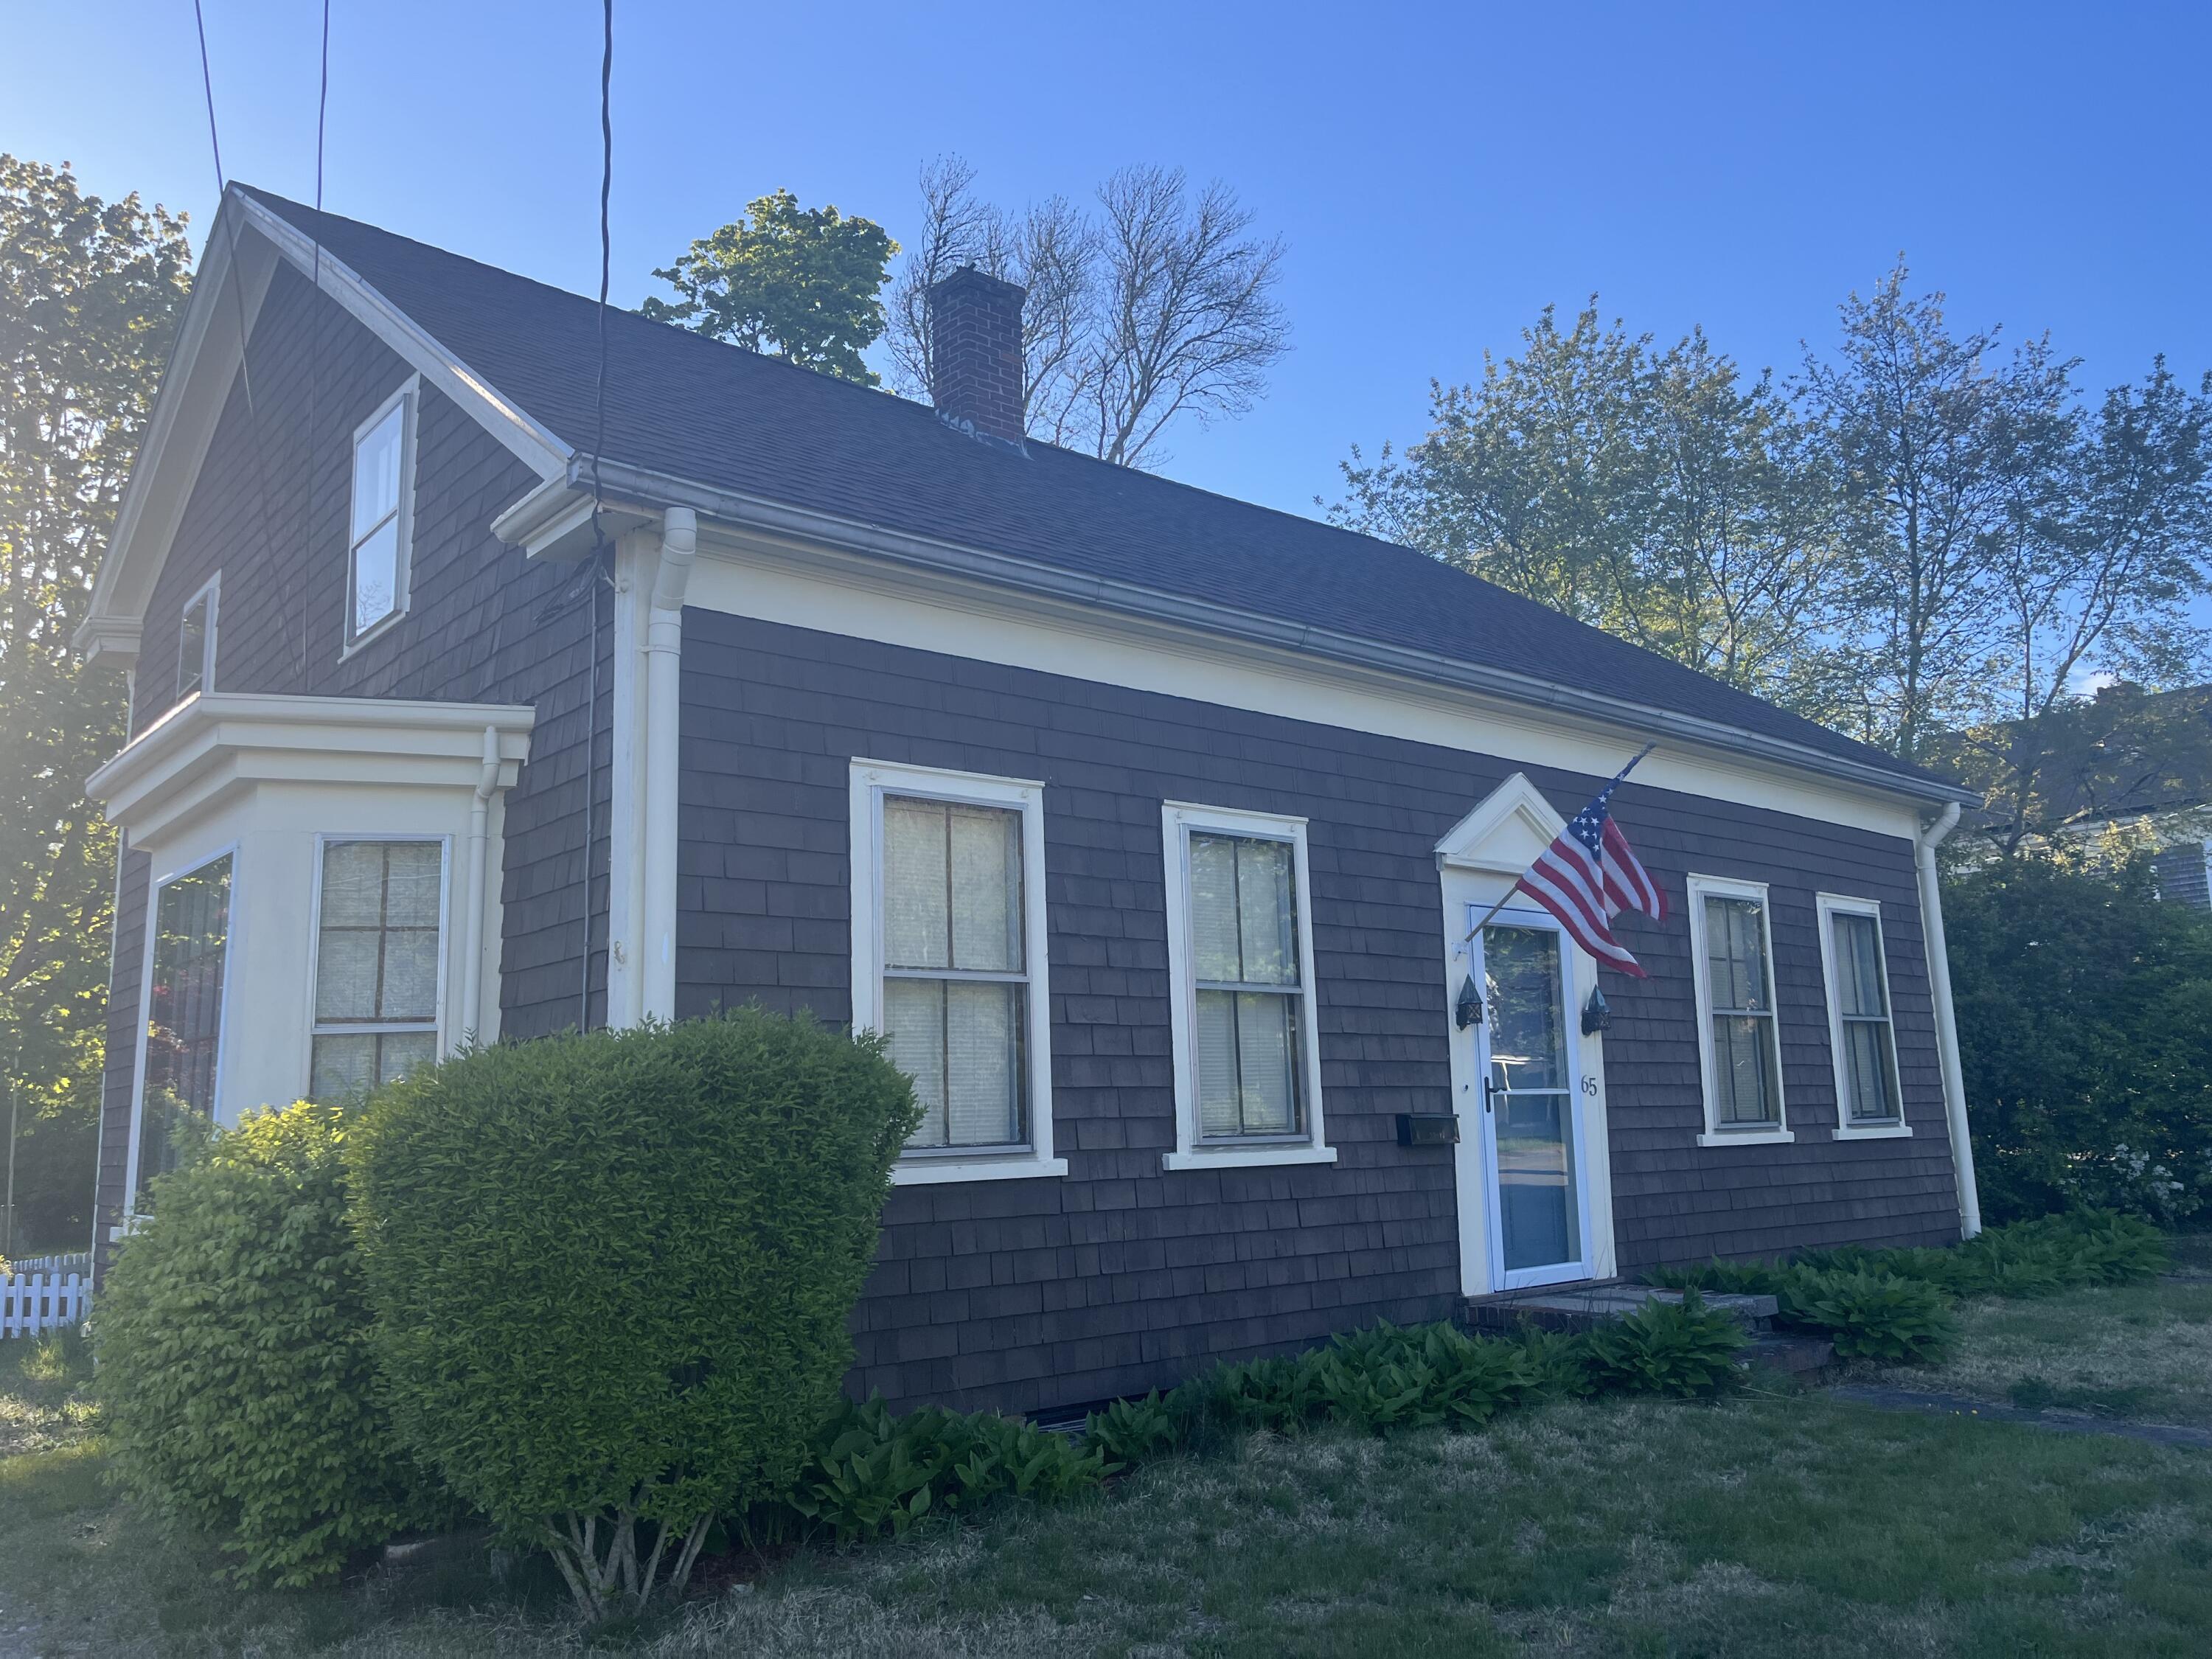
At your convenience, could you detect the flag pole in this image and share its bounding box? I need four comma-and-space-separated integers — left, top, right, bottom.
1461, 742, 1659, 945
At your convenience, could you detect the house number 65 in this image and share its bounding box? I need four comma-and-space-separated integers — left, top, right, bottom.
1580, 1076, 1599, 1096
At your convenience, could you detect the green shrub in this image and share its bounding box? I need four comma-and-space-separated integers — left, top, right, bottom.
1582, 1292, 1746, 1397
1083, 1391, 1180, 1465
751, 1397, 1109, 1545
348, 1010, 919, 1619
1784, 1269, 1955, 1363
1946, 857, 2212, 1224
94, 1100, 448, 1587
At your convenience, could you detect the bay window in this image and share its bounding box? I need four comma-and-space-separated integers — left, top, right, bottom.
310, 838, 445, 1099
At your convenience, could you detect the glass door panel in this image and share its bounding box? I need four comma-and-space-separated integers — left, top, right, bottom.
1482, 923, 1584, 1278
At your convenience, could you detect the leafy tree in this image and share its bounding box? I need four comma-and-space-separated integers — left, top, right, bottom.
886, 159, 1290, 468
1795, 262, 2080, 762
1, 156, 189, 1251
1330, 303, 1854, 720
1946, 855, 2212, 1223
641, 189, 897, 385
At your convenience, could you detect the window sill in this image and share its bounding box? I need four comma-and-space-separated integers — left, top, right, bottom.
892, 1155, 1068, 1186
1163, 1144, 1338, 1172
1832, 1122, 1913, 1141
1696, 1128, 1795, 1147
339, 607, 408, 661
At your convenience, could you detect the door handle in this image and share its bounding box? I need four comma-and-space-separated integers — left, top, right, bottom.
1482, 1078, 1495, 1114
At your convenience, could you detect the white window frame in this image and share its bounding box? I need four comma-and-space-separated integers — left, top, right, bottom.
1685, 872, 1793, 1147
849, 759, 1062, 1184
305, 832, 453, 1099
176, 573, 219, 703
343, 376, 420, 655
1815, 893, 1912, 1139
123, 843, 243, 1218
1160, 801, 1334, 1171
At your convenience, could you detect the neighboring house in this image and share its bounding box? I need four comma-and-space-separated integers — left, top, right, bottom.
77, 186, 1984, 1417
1937, 683, 2212, 910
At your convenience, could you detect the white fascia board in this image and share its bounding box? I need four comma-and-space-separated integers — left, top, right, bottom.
488, 470, 655, 560
568, 455, 1979, 819
77, 209, 276, 655
77, 189, 571, 661
228, 190, 569, 480
88, 692, 535, 845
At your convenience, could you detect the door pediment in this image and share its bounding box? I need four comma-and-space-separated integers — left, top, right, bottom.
1436, 773, 1565, 875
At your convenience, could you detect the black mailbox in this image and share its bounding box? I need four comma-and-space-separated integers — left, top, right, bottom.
1395, 1113, 1460, 1147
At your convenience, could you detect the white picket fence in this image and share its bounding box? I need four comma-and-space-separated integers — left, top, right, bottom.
0, 1271, 88, 1338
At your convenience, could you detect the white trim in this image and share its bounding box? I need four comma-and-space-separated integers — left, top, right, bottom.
1158, 800, 1332, 1171
122, 844, 241, 1217
641, 510, 696, 1022
1684, 872, 1794, 1145
305, 834, 452, 1099
682, 533, 1938, 841
177, 573, 220, 703
605, 531, 651, 1028
1815, 891, 1911, 1138
343, 376, 420, 653
86, 692, 534, 848
77, 204, 280, 659
847, 759, 1063, 1183
593, 462, 1973, 818
1695, 1129, 1797, 1148
1914, 803, 1981, 1234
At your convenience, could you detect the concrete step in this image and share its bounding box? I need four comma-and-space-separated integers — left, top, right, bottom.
1467, 1281, 1776, 1336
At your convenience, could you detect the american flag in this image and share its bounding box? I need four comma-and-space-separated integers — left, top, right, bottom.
1511, 759, 1666, 978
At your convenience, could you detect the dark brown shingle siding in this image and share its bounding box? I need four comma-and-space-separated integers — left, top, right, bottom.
678, 613, 1962, 1416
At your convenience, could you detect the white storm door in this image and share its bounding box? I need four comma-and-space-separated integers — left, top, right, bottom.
1472, 915, 1595, 1291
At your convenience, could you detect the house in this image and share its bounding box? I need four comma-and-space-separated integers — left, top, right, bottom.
78, 185, 1983, 1417
1933, 681, 2212, 908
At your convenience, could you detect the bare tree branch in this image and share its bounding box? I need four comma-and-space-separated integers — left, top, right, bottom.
883, 158, 1287, 467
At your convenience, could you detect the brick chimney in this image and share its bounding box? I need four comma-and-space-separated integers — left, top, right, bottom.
927, 265, 1026, 449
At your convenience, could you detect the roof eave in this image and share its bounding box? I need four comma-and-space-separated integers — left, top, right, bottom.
514, 456, 1979, 814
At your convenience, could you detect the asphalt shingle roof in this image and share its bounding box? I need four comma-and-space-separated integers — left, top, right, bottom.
239, 185, 1944, 791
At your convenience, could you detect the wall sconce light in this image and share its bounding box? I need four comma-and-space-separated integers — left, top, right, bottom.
1455, 974, 1484, 1029
1581, 986, 1613, 1036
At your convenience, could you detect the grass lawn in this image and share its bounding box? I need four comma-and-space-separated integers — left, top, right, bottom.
1880, 1231, 2212, 1427
4, 1293, 2210, 1655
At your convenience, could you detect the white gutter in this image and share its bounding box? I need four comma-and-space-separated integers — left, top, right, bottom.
461, 724, 502, 1048
1915, 801, 1982, 1237
641, 509, 698, 1022
512, 459, 1979, 815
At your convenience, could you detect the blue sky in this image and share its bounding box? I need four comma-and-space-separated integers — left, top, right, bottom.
11, 1, 2212, 532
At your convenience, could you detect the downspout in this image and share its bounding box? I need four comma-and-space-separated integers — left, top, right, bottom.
642, 508, 698, 1022
460, 723, 501, 1050
1914, 801, 1982, 1237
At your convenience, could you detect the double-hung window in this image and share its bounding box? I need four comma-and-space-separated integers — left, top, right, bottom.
310, 838, 445, 1100
849, 760, 1061, 1183
1161, 802, 1332, 1170
347, 378, 417, 647
1818, 894, 1909, 1135
177, 575, 218, 702
133, 851, 234, 1208
1686, 874, 1791, 1144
